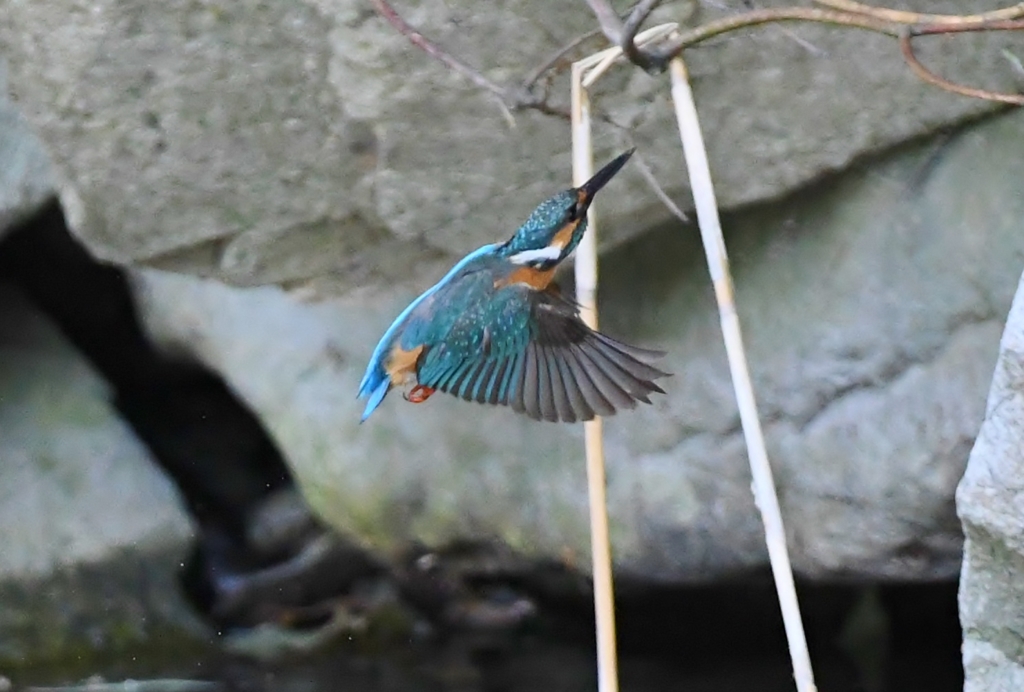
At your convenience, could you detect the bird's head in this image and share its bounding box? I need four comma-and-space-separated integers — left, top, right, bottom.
499, 149, 634, 269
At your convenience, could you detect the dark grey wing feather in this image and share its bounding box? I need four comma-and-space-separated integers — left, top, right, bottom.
545, 345, 577, 424
419, 276, 668, 423
523, 291, 669, 422
591, 333, 667, 383
564, 344, 618, 417
521, 343, 542, 420
482, 358, 506, 405
535, 344, 558, 422
584, 340, 664, 403
506, 351, 525, 412
593, 331, 667, 361
553, 348, 592, 421
569, 343, 639, 410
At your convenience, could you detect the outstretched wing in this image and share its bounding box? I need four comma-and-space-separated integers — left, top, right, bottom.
415, 283, 669, 423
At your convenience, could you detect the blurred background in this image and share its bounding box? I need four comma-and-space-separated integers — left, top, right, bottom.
1, 1, 1023, 691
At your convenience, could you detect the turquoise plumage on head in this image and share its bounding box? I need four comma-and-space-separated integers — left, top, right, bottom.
357, 149, 669, 423
504, 189, 584, 256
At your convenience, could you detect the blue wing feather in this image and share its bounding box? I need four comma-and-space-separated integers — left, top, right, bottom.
360, 378, 391, 422
357, 243, 498, 419
498, 351, 522, 403
416, 283, 534, 405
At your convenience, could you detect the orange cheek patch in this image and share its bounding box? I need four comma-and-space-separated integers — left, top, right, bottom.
497, 265, 557, 290
551, 219, 580, 250
386, 343, 425, 385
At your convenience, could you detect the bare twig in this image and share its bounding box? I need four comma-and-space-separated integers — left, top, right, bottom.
622, 0, 666, 68
653, 7, 900, 63
373, 0, 1024, 114
814, 0, 1024, 25
624, 0, 665, 36
1002, 48, 1024, 80
584, 0, 628, 44
647, 6, 1024, 107
899, 28, 1024, 105
584, 0, 1024, 97
522, 101, 573, 120
584, 0, 665, 72
737, 0, 829, 55
570, 70, 620, 692
668, 54, 817, 692
370, 0, 575, 117
588, 112, 693, 222
632, 150, 689, 221
776, 25, 830, 56
587, 4, 904, 71
652, 5, 1024, 62
912, 18, 1024, 35
523, 28, 606, 90
369, 0, 507, 98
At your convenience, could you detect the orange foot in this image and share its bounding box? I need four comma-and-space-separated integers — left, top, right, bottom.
405, 385, 436, 404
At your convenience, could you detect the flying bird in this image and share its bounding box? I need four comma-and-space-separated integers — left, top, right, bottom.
358, 149, 668, 423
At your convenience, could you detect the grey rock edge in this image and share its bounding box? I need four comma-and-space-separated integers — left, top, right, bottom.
133, 109, 1024, 583
958, 272, 1024, 692
0, 0, 1018, 291
0, 286, 205, 670
0, 61, 54, 237
2, 104, 1021, 676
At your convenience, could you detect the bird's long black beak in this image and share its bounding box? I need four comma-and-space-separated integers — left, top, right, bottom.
577, 148, 635, 205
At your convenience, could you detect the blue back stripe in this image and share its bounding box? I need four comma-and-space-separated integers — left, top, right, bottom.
358, 244, 497, 397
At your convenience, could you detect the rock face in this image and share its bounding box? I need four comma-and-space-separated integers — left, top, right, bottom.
958, 272, 1024, 692
0, 0, 1017, 291
0, 285, 203, 670
132, 109, 1024, 583
0, 61, 54, 234
3, 0, 1024, 673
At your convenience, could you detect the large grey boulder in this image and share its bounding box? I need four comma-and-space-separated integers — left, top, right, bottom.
3, 0, 1022, 676
0, 61, 54, 235
0, 0, 1017, 289
0, 285, 203, 670
132, 108, 1024, 582
958, 273, 1024, 692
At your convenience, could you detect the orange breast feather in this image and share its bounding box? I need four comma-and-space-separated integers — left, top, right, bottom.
498, 265, 557, 290
386, 343, 425, 385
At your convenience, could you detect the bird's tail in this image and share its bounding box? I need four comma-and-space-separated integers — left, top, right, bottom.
359, 376, 391, 422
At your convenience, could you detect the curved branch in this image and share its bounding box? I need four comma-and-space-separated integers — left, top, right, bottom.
653, 7, 899, 63
522, 28, 605, 90
372, 0, 1024, 113
650, 7, 1024, 107
584, 0, 665, 72
584, 0, 627, 44
620, 0, 666, 69
370, 0, 575, 116
369, 0, 507, 98
913, 18, 1024, 35
899, 29, 1024, 105
815, 0, 1024, 25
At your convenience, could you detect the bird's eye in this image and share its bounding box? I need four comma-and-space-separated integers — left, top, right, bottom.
567, 202, 579, 219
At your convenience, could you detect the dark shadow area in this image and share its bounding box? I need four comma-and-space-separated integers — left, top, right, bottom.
0, 200, 380, 634
0, 200, 964, 692
65, 575, 958, 692
0, 201, 290, 533
492, 574, 963, 692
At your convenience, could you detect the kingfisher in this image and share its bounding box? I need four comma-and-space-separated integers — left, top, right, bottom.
358, 149, 669, 423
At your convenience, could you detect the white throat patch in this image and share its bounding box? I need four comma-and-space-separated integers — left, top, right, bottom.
509, 245, 563, 265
